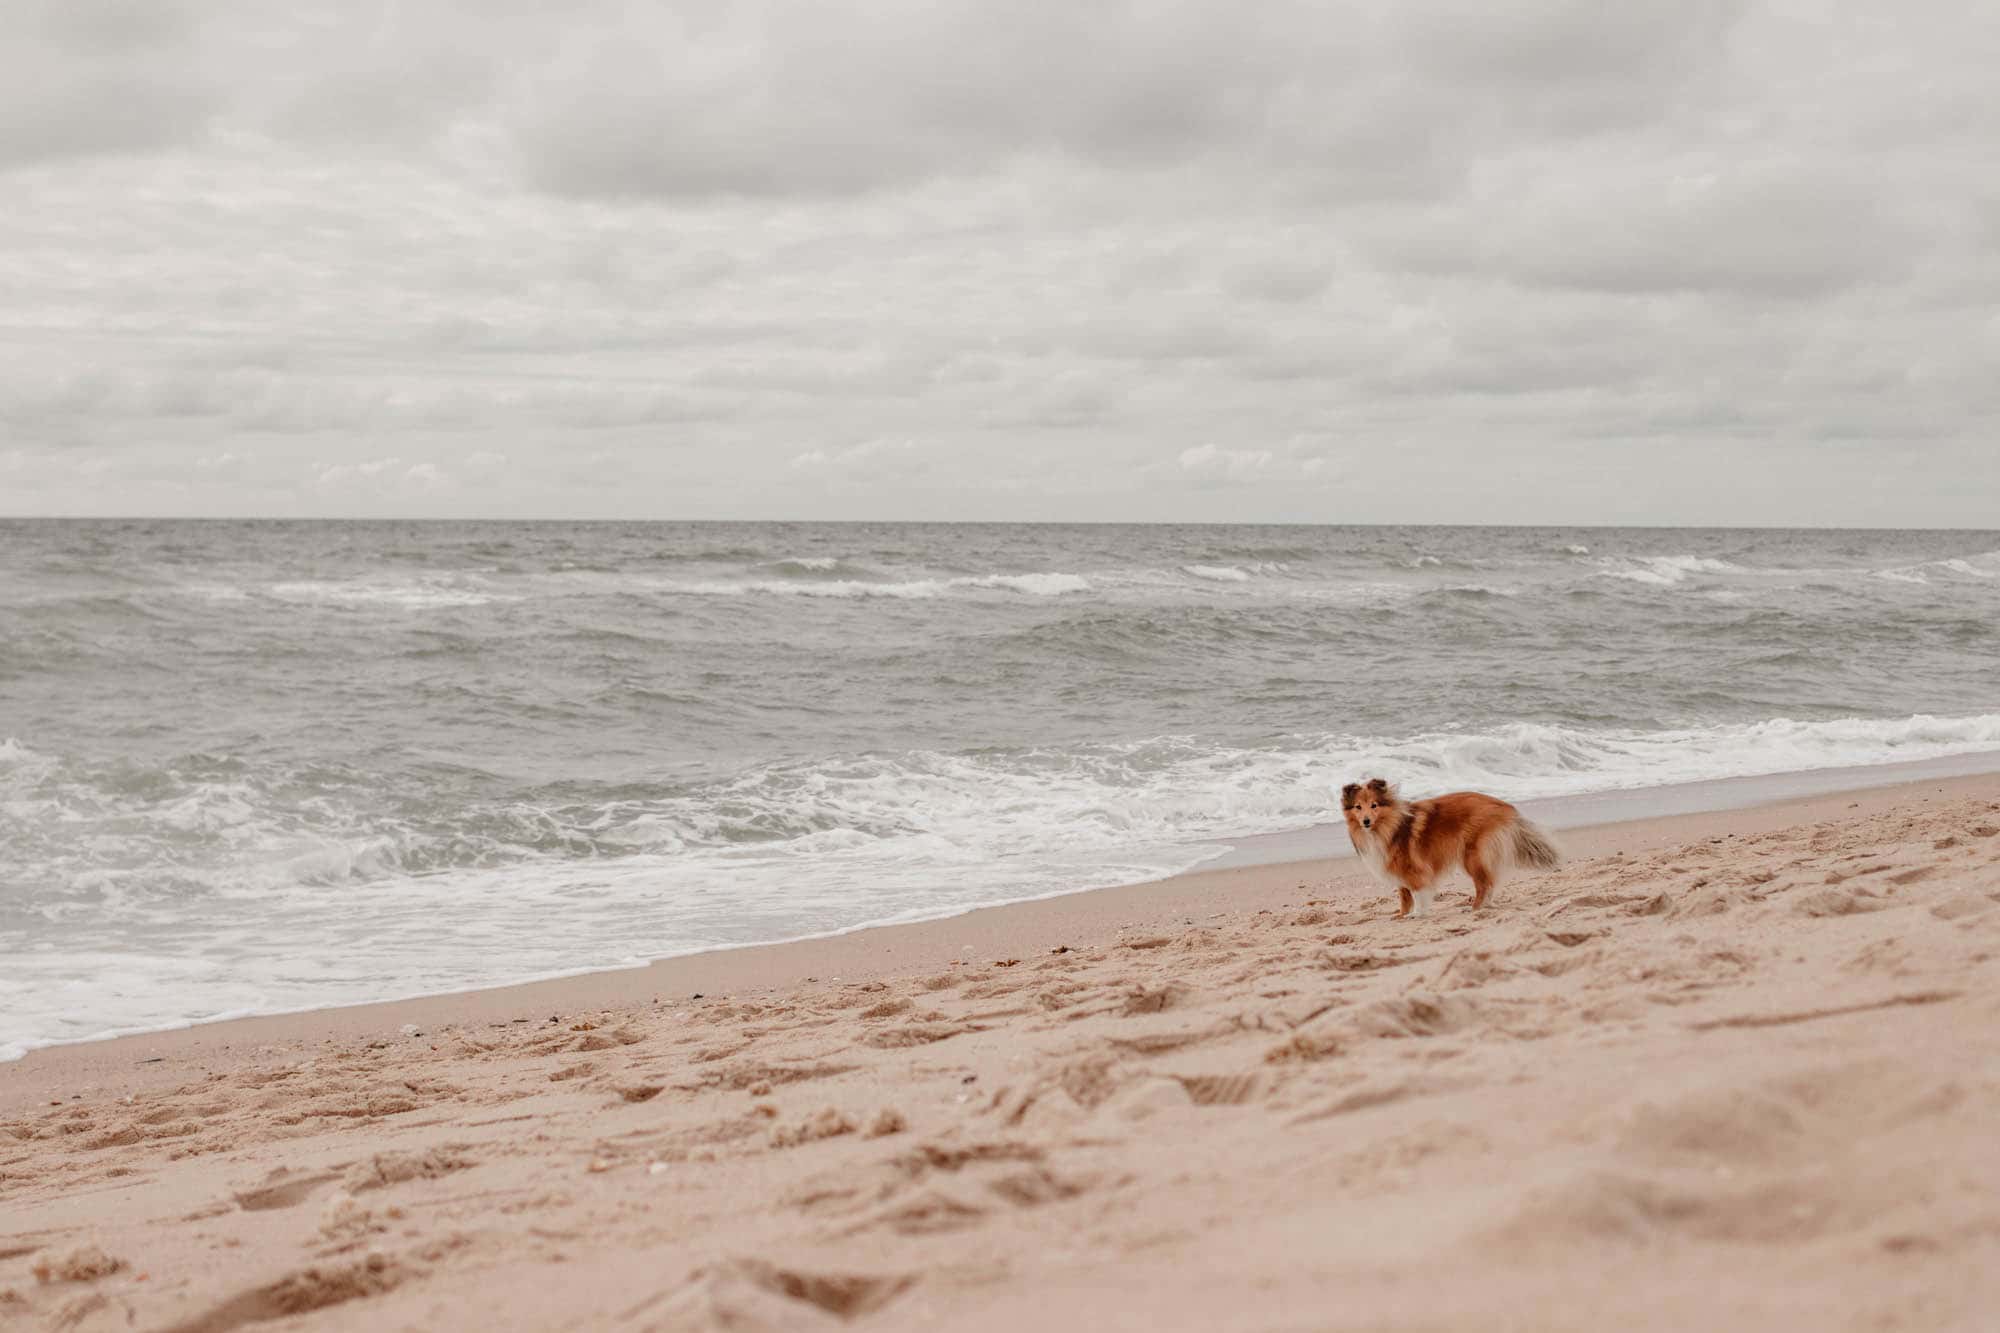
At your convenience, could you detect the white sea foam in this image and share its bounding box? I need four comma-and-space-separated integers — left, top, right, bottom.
1875, 551, 2000, 585
1180, 562, 1290, 583
974, 572, 1093, 596
1596, 554, 1744, 586
7, 711, 1999, 1061
670, 572, 1091, 599
0, 736, 49, 765
1354, 714, 2000, 798
265, 579, 511, 608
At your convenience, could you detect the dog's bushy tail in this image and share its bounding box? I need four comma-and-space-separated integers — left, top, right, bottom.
1505, 817, 1563, 871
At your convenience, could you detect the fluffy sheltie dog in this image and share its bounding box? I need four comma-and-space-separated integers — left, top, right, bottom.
1340, 778, 1561, 918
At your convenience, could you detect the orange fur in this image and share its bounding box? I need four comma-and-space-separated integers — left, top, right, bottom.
1339, 778, 1561, 918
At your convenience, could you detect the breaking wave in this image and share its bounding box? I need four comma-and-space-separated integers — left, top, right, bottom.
1180, 562, 1291, 583
667, 572, 1092, 599
1595, 555, 1746, 586
265, 579, 512, 608
1875, 551, 2000, 585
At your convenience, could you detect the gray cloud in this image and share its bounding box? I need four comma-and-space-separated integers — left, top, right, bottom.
1378, 159, 1921, 298
3, 0, 1748, 196
496, 1, 1750, 202
0, 2, 213, 166
504, 4, 1306, 198
2, 1, 1997, 523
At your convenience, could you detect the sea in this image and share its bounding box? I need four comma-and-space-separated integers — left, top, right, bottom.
4, 520, 1997, 1060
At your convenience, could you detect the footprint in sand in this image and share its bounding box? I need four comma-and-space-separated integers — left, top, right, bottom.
154, 1252, 410, 1333
345, 1146, 476, 1192
232, 1168, 344, 1212
622, 1259, 913, 1331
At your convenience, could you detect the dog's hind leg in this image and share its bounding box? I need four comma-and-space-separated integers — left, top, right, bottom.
1465, 846, 1497, 910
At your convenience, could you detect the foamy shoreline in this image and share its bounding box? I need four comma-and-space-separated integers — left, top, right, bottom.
8, 750, 2000, 1070
0, 766, 1989, 1096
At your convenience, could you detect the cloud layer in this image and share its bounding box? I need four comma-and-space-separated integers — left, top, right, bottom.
3, 0, 1996, 522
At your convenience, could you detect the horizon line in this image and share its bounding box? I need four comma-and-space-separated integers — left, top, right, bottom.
1, 514, 1996, 534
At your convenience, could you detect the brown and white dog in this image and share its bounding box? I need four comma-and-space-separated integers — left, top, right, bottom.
1340, 778, 1561, 918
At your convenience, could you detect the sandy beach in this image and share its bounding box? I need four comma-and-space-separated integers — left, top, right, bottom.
13, 3, 2000, 1325
6, 771, 2000, 1331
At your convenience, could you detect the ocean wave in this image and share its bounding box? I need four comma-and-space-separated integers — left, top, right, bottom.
1182, 562, 1292, 583
0, 736, 53, 770
669, 572, 1091, 599
4, 590, 180, 621
649, 546, 769, 563
1429, 584, 1518, 600
265, 579, 513, 608
1874, 551, 2000, 585
1185, 544, 1318, 563
1353, 713, 2000, 798
974, 572, 1093, 596
1595, 555, 1745, 586
12, 712, 1997, 901
181, 582, 254, 603
760, 557, 869, 579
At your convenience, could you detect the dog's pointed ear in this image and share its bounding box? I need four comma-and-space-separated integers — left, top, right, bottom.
1339, 782, 1360, 808
1366, 777, 1392, 798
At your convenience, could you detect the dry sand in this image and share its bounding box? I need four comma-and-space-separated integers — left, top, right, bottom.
5, 773, 2000, 1332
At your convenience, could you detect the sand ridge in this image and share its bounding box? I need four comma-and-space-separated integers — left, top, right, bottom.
4, 789, 2000, 1330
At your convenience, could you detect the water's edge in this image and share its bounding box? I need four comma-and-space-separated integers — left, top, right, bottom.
1200, 748, 2000, 870
13, 749, 1997, 1064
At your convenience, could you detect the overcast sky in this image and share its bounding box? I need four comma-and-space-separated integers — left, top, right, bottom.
3, 0, 1996, 525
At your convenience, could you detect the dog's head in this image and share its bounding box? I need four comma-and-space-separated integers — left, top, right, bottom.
1339, 777, 1398, 833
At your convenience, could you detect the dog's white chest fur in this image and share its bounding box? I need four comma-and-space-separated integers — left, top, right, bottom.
1355, 835, 1398, 889
1356, 833, 1434, 916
